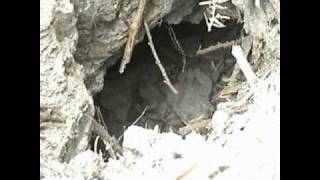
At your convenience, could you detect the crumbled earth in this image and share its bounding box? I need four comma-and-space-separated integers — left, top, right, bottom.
41, 0, 200, 163
40, 53, 280, 179
40, 0, 279, 179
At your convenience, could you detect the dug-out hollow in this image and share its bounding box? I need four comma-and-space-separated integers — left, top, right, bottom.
95, 20, 242, 138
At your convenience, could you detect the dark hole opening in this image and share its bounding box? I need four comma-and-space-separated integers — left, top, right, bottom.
91, 19, 243, 158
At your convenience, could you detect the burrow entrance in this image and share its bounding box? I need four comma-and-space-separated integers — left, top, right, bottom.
92, 19, 243, 153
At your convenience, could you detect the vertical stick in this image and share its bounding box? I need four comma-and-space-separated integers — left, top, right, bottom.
231, 45, 257, 85
119, 0, 146, 73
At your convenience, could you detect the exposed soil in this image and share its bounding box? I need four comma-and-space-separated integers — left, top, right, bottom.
40, 0, 280, 179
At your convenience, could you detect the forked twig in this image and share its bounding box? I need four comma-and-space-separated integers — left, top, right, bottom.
143, 20, 179, 95
199, 0, 230, 31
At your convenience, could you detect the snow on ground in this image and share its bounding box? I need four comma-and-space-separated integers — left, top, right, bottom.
41, 56, 279, 180
100, 59, 280, 180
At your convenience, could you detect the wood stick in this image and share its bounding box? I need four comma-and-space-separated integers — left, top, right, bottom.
119, 0, 146, 74
165, 22, 187, 72
93, 135, 100, 154
115, 106, 148, 143
179, 119, 211, 136
231, 45, 257, 85
143, 20, 179, 95
83, 114, 120, 159
130, 105, 148, 126
196, 40, 236, 55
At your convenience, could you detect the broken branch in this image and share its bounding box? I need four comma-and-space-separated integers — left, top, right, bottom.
231, 45, 257, 85
119, 0, 147, 74
94, 135, 100, 154
84, 114, 121, 159
179, 119, 211, 136
196, 40, 236, 55
143, 20, 179, 95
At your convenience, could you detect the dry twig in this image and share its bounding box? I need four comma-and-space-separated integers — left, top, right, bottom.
95, 105, 107, 128
83, 114, 120, 159
176, 164, 197, 180
119, 0, 147, 73
196, 40, 236, 55
231, 45, 257, 85
143, 20, 179, 95
164, 22, 187, 72
116, 106, 148, 143
94, 135, 100, 154
208, 166, 230, 179
178, 115, 212, 136
130, 105, 148, 126
199, 0, 230, 31
179, 119, 212, 136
